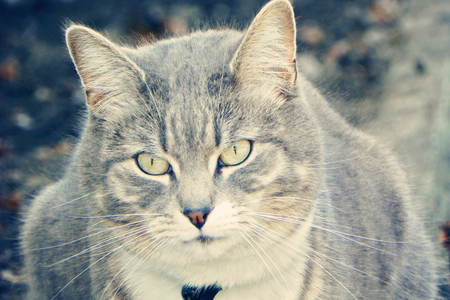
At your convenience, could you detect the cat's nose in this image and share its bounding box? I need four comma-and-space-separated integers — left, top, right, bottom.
184, 209, 210, 229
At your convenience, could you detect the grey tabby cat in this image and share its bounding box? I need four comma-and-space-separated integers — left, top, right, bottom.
21, 0, 437, 299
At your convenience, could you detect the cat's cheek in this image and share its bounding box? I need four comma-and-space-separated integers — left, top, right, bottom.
201, 202, 241, 237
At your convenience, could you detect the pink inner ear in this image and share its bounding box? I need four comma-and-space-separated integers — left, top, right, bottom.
86, 88, 107, 107
282, 15, 296, 63
276, 66, 297, 84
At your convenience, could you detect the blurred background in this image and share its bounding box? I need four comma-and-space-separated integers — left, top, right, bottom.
1, 0, 450, 298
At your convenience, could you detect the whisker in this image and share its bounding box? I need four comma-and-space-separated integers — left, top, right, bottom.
44, 225, 148, 267
69, 213, 164, 219
32, 220, 147, 251
44, 191, 98, 211
306, 167, 346, 171
80, 226, 150, 259
77, 171, 109, 177
251, 213, 398, 255
250, 211, 352, 231
109, 237, 170, 300
240, 233, 287, 298
251, 223, 388, 285
100, 236, 166, 300
243, 224, 357, 300
50, 230, 148, 300
306, 158, 360, 167
245, 230, 291, 290
241, 197, 346, 214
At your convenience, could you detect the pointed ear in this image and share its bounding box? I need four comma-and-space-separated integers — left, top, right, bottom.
66, 25, 146, 116
230, 0, 297, 97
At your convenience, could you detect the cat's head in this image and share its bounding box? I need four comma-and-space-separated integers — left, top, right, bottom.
67, 0, 321, 263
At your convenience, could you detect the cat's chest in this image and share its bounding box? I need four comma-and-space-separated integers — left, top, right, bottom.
117, 261, 309, 300
114, 226, 316, 300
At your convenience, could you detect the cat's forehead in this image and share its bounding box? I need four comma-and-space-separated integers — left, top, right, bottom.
125, 32, 244, 151
163, 107, 217, 162
120, 30, 270, 162
128, 30, 243, 78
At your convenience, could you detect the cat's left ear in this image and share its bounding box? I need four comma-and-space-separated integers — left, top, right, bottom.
231, 0, 297, 98
66, 25, 147, 117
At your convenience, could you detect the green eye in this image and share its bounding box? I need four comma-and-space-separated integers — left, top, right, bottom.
136, 153, 170, 175
219, 140, 252, 166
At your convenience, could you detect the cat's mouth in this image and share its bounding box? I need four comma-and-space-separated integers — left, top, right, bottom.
183, 235, 221, 245
197, 235, 214, 244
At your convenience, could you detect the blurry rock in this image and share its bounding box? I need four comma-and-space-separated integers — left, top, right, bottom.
369, 0, 401, 25
0, 59, 20, 82
166, 17, 188, 35
324, 39, 352, 69
0, 139, 11, 157
325, 38, 372, 71
34, 87, 54, 102
12, 112, 34, 130
0, 192, 23, 213
299, 25, 325, 47
363, 28, 390, 48
33, 141, 71, 161
166, 4, 204, 35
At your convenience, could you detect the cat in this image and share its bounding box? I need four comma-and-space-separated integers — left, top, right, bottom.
21, 0, 438, 299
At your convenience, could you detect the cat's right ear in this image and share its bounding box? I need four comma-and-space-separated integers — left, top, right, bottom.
230, 0, 297, 103
66, 25, 146, 116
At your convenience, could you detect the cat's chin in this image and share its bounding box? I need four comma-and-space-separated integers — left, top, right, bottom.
175, 235, 236, 261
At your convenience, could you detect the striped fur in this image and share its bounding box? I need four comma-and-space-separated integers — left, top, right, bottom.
22, 0, 437, 299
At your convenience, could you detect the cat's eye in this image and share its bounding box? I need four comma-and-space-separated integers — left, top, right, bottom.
136, 153, 171, 175
219, 140, 252, 166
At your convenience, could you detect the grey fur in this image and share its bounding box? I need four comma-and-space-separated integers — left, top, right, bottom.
21, 0, 437, 299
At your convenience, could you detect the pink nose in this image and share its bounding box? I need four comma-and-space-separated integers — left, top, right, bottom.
186, 212, 208, 229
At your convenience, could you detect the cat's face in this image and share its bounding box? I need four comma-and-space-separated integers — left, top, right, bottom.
68, 0, 321, 264
88, 66, 321, 262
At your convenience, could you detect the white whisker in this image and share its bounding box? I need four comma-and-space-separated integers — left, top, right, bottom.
243, 224, 357, 300
240, 232, 288, 299
111, 237, 170, 300
44, 191, 98, 210
251, 223, 388, 285
44, 225, 148, 267
251, 213, 398, 255
306, 158, 360, 167
241, 196, 346, 214
32, 220, 147, 251
50, 230, 148, 300
101, 236, 168, 300
70, 213, 164, 219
